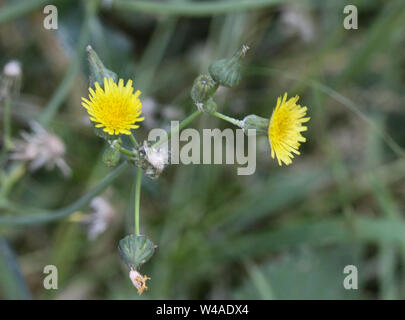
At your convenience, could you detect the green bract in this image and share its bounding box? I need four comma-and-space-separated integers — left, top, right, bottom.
118, 234, 156, 270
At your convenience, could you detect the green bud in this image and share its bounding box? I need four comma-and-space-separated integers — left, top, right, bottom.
118, 234, 156, 270
208, 45, 249, 88
196, 97, 217, 114
102, 146, 121, 167
242, 114, 269, 136
190, 74, 218, 104
87, 45, 117, 87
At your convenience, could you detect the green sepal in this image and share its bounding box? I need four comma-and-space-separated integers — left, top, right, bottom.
118, 234, 156, 270
242, 114, 269, 136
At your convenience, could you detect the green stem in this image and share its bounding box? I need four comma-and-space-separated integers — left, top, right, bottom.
153, 110, 202, 148
112, 0, 289, 17
119, 147, 136, 158
39, 2, 93, 126
3, 97, 12, 149
0, 162, 128, 226
0, 97, 12, 166
212, 111, 243, 127
134, 167, 142, 235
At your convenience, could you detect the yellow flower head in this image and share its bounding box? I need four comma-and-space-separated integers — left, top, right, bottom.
81, 77, 144, 135
268, 93, 310, 166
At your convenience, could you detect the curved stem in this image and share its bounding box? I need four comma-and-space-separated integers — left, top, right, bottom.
112, 0, 288, 17
134, 167, 142, 235
0, 162, 129, 226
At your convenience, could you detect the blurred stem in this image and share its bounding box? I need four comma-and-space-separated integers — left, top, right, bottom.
0, 0, 62, 24
112, 0, 287, 17
244, 261, 275, 300
0, 164, 26, 200
39, 2, 95, 126
0, 97, 12, 166
134, 167, 142, 235
3, 97, 12, 150
0, 236, 32, 299
153, 110, 202, 148
212, 111, 243, 127
136, 17, 178, 94
0, 162, 128, 226
130, 134, 139, 148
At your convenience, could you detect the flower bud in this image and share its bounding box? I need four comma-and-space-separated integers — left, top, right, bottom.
208, 45, 249, 88
242, 114, 269, 136
190, 74, 218, 104
196, 98, 217, 114
87, 45, 117, 88
102, 146, 121, 167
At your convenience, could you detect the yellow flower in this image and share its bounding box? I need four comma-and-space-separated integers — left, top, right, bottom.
81, 77, 144, 135
268, 93, 310, 166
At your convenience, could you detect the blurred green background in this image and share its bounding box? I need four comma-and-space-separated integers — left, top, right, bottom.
1, 0, 405, 299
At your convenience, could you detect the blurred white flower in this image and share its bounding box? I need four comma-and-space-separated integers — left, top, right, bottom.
161, 105, 184, 121
1, 60, 22, 98
3, 60, 21, 78
10, 122, 71, 177
281, 4, 316, 43
161, 105, 185, 134
142, 97, 159, 129
82, 196, 116, 240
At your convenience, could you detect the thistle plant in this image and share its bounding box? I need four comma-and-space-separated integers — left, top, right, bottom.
79, 45, 310, 294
